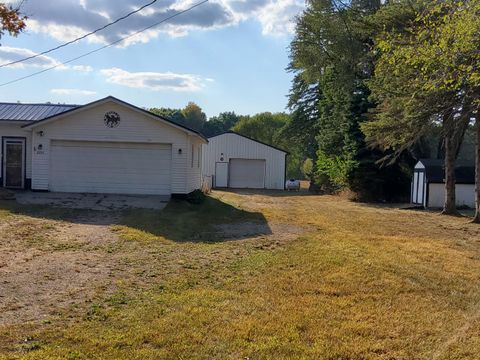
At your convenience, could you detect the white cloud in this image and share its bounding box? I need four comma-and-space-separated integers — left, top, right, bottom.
0, 46, 66, 69
72, 65, 94, 73
0, 47, 95, 75
256, 0, 304, 35
100, 67, 208, 92
50, 88, 97, 96
13, 0, 303, 47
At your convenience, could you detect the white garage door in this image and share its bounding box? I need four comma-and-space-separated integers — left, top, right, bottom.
229, 159, 265, 189
50, 140, 171, 195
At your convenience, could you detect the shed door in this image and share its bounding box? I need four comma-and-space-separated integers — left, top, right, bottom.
417, 171, 425, 204
412, 170, 425, 205
215, 162, 228, 188
229, 159, 265, 189
49, 140, 171, 195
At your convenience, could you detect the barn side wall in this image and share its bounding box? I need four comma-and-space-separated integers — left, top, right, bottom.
202, 133, 286, 190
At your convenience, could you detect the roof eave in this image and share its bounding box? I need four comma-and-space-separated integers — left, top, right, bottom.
208, 131, 289, 154
0, 119, 35, 124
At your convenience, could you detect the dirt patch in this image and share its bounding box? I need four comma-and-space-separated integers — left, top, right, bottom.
54, 212, 123, 247
0, 251, 114, 325
0, 211, 310, 326
16, 192, 169, 211
0, 195, 314, 328
0, 212, 125, 326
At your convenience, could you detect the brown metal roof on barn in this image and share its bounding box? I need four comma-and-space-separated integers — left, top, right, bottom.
419, 159, 475, 184
0, 102, 78, 121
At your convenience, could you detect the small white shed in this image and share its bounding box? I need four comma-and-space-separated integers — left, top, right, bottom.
411, 159, 475, 208
202, 132, 287, 190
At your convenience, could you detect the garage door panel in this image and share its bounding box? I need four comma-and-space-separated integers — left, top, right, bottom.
229, 159, 265, 189
50, 140, 172, 195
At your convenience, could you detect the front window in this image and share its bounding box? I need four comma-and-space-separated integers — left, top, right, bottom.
197, 146, 201, 168
191, 144, 194, 168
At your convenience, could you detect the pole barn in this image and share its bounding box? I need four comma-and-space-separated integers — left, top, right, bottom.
202, 131, 288, 190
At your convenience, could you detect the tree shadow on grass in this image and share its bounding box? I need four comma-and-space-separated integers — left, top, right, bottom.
0, 196, 271, 243
216, 188, 315, 198
118, 197, 271, 242
353, 202, 413, 211
353, 201, 476, 220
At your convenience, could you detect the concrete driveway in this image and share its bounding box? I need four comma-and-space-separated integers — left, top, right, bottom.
15, 192, 170, 210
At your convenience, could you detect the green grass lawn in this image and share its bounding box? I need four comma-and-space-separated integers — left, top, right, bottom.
1, 192, 480, 359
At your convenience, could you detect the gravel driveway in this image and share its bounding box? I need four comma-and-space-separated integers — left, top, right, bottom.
15, 191, 170, 210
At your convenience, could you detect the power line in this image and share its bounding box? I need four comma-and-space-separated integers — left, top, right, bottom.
0, 0, 209, 87
0, 0, 159, 69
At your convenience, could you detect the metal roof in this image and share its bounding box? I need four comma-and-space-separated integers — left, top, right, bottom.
208, 131, 289, 154
0, 102, 79, 121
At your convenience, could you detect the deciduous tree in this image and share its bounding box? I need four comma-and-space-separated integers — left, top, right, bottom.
364, 0, 479, 217
181, 102, 207, 132
203, 112, 240, 137
0, 2, 26, 43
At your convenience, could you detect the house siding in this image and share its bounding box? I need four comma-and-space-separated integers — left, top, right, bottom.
186, 136, 203, 193
30, 100, 197, 194
202, 133, 286, 190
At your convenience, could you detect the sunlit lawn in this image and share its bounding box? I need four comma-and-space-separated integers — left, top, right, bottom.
1, 191, 480, 359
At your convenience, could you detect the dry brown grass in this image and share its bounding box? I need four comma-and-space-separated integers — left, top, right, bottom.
0, 191, 480, 359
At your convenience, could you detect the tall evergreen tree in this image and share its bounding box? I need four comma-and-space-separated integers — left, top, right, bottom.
287, 0, 411, 200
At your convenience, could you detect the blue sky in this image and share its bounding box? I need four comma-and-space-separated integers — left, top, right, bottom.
0, 0, 304, 117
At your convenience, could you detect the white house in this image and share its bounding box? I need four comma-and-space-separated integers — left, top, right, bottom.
202, 131, 287, 190
411, 159, 475, 208
0, 96, 206, 196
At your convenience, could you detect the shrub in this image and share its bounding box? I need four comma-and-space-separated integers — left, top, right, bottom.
186, 189, 206, 204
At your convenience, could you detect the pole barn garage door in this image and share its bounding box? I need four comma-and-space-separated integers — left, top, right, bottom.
229, 159, 266, 189
50, 140, 171, 195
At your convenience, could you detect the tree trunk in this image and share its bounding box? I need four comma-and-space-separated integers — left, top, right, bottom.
473, 119, 480, 223
441, 107, 471, 216
443, 133, 460, 215
440, 109, 462, 216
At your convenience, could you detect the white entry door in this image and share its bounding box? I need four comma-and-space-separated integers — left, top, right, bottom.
215, 162, 228, 187
49, 140, 172, 195
229, 159, 266, 189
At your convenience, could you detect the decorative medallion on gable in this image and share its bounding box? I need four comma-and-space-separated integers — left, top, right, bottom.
104, 111, 121, 128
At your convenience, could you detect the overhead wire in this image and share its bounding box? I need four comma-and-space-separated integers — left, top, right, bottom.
0, 0, 159, 68
0, 0, 209, 87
